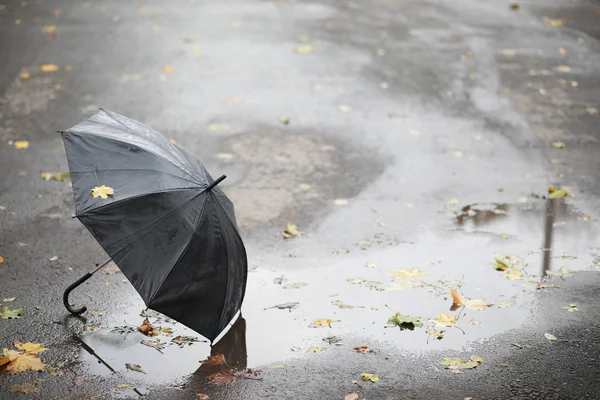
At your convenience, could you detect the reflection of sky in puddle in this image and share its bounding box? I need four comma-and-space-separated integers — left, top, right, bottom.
79, 197, 600, 387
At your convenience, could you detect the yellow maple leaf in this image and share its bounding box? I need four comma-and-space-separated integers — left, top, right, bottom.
311, 318, 332, 328
13, 141, 30, 149
91, 185, 115, 200
40, 64, 60, 72
360, 373, 379, 382
505, 268, 523, 280
0, 341, 47, 374
432, 312, 457, 328
0, 256, 4, 264
450, 289, 492, 311
388, 268, 428, 279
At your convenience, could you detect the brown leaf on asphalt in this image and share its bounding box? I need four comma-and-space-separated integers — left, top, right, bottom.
283, 223, 302, 239
20, 72, 30, 79
450, 289, 492, 311
345, 393, 359, 400
440, 355, 483, 373
9, 381, 40, 394
353, 346, 370, 353
201, 353, 226, 366
0, 256, 4, 264
91, 185, 114, 200
196, 394, 209, 400
208, 368, 237, 385
0, 305, 23, 319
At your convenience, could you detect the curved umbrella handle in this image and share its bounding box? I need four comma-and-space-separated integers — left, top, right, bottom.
63, 259, 112, 315
63, 272, 93, 314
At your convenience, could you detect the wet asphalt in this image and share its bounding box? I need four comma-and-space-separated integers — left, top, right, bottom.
1, 0, 600, 399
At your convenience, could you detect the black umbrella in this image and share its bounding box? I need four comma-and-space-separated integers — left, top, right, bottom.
60, 109, 247, 343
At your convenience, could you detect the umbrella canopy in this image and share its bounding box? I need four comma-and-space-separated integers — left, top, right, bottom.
60, 109, 247, 342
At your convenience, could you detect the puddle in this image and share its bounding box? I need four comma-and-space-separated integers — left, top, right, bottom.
77, 195, 600, 388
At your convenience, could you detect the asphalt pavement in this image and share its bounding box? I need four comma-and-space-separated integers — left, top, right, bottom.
1, 0, 600, 399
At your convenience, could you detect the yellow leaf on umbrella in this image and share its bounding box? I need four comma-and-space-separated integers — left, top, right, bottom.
91, 185, 115, 200
450, 289, 492, 311
388, 268, 428, 279
40, 64, 59, 72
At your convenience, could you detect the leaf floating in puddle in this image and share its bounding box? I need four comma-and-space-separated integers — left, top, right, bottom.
346, 278, 367, 285
353, 345, 370, 353
500, 233, 510, 240
264, 302, 299, 311
498, 300, 515, 308
505, 268, 523, 280
551, 141, 566, 149
562, 303, 578, 312
140, 339, 167, 353
543, 17, 564, 27
365, 262, 378, 268
544, 333, 558, 341
172, 336, 203, 347
450, 289, 493, 311
294, 44, 314, 54
125, 363, 146, 374
386, 306, 423, 330
493, 253, 514, 271
201, 354, 226, 366
547, 267, 574, 279
431, 312, 457, 328
282, 223, 302, 239
311, 319, 333, 328
323, 336, 342, 345
388, 268, 428, 279
331, 300, 364, 309
282, 282, 307, 289
548, 186, 569, 199
440, 355, 483, 373
427, 329, 445, 340
469, 319, 481, 325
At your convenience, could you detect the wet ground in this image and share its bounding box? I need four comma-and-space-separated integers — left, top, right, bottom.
1, 0, 600, 399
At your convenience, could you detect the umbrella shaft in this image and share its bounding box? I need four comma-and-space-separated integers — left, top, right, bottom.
91, 259, 113, 274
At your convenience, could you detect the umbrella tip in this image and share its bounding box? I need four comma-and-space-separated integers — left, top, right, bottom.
205, 175, 227, 192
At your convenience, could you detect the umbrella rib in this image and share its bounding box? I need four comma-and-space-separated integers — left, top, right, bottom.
72, 168, 201, 186
65, 127, 200, 184
76, 187, 200, 217
146, 192, 211, 307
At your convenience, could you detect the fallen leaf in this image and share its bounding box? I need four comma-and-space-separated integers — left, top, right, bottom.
283, 223, 302, 239
345, 393, 359, 400
40, 64, 59, 72
0, 256, 4, 263
440, 355, 483, 372
294, 44, 314, 54
387, 308, 423, 330
427, 329, 445, 340
0, 305, 24, 319
9, 381, 40, 394
40, 171, 70, 181
20, 72, 30, 79
450, 289, 492, 311
544, 333, 557, 341
297, 183, 312, 191
360, 373, 379, 382
282, 282, 307, 289
346, 278, 366, 285
449, 198, 459, 206
208, 368, 237, 385
83, 323, 102, 332
547, 266, 574, 279
137, 318, 154, 336
365, 262, 378, 268
264, 302, 299, 311
537, 283, 561, 289
13, 141, 30, 149
268, 364, 285, 369
557, 65, 571, 73
308, 347, 322, 353
125, 363, 146, 374
43, 25, 57, 32
323, 336, 342, 345
334, 198, 349, 206
312, 318, 332, 328
548, 186, 569, 199
51, 9, 62, 15
493, 253, 513, 271
0, 340, 47, 374
498, 300, 515, 308
551, 141, 566, 149
140, 339, 166, 352
171, 336, 201, 347
562, 303, 578, 312
115, 383, 131, 388
163, 66, 174, 73
49, 256, 58, 261
91, 185, 114, 200
102, 264, 120, 275
353, 346, 369, 353
431, 312, 457, 328
196, 394, 209, 400
388, 268, 428, 279
543, 17, 564, 27
201, 353, 226, 366
510, 3, 519, 10
297, 35, 310, 43
331, 300, 363, 309
505, 268, 523, 280
3, 297, 15, 302
338, 104, 351, 112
